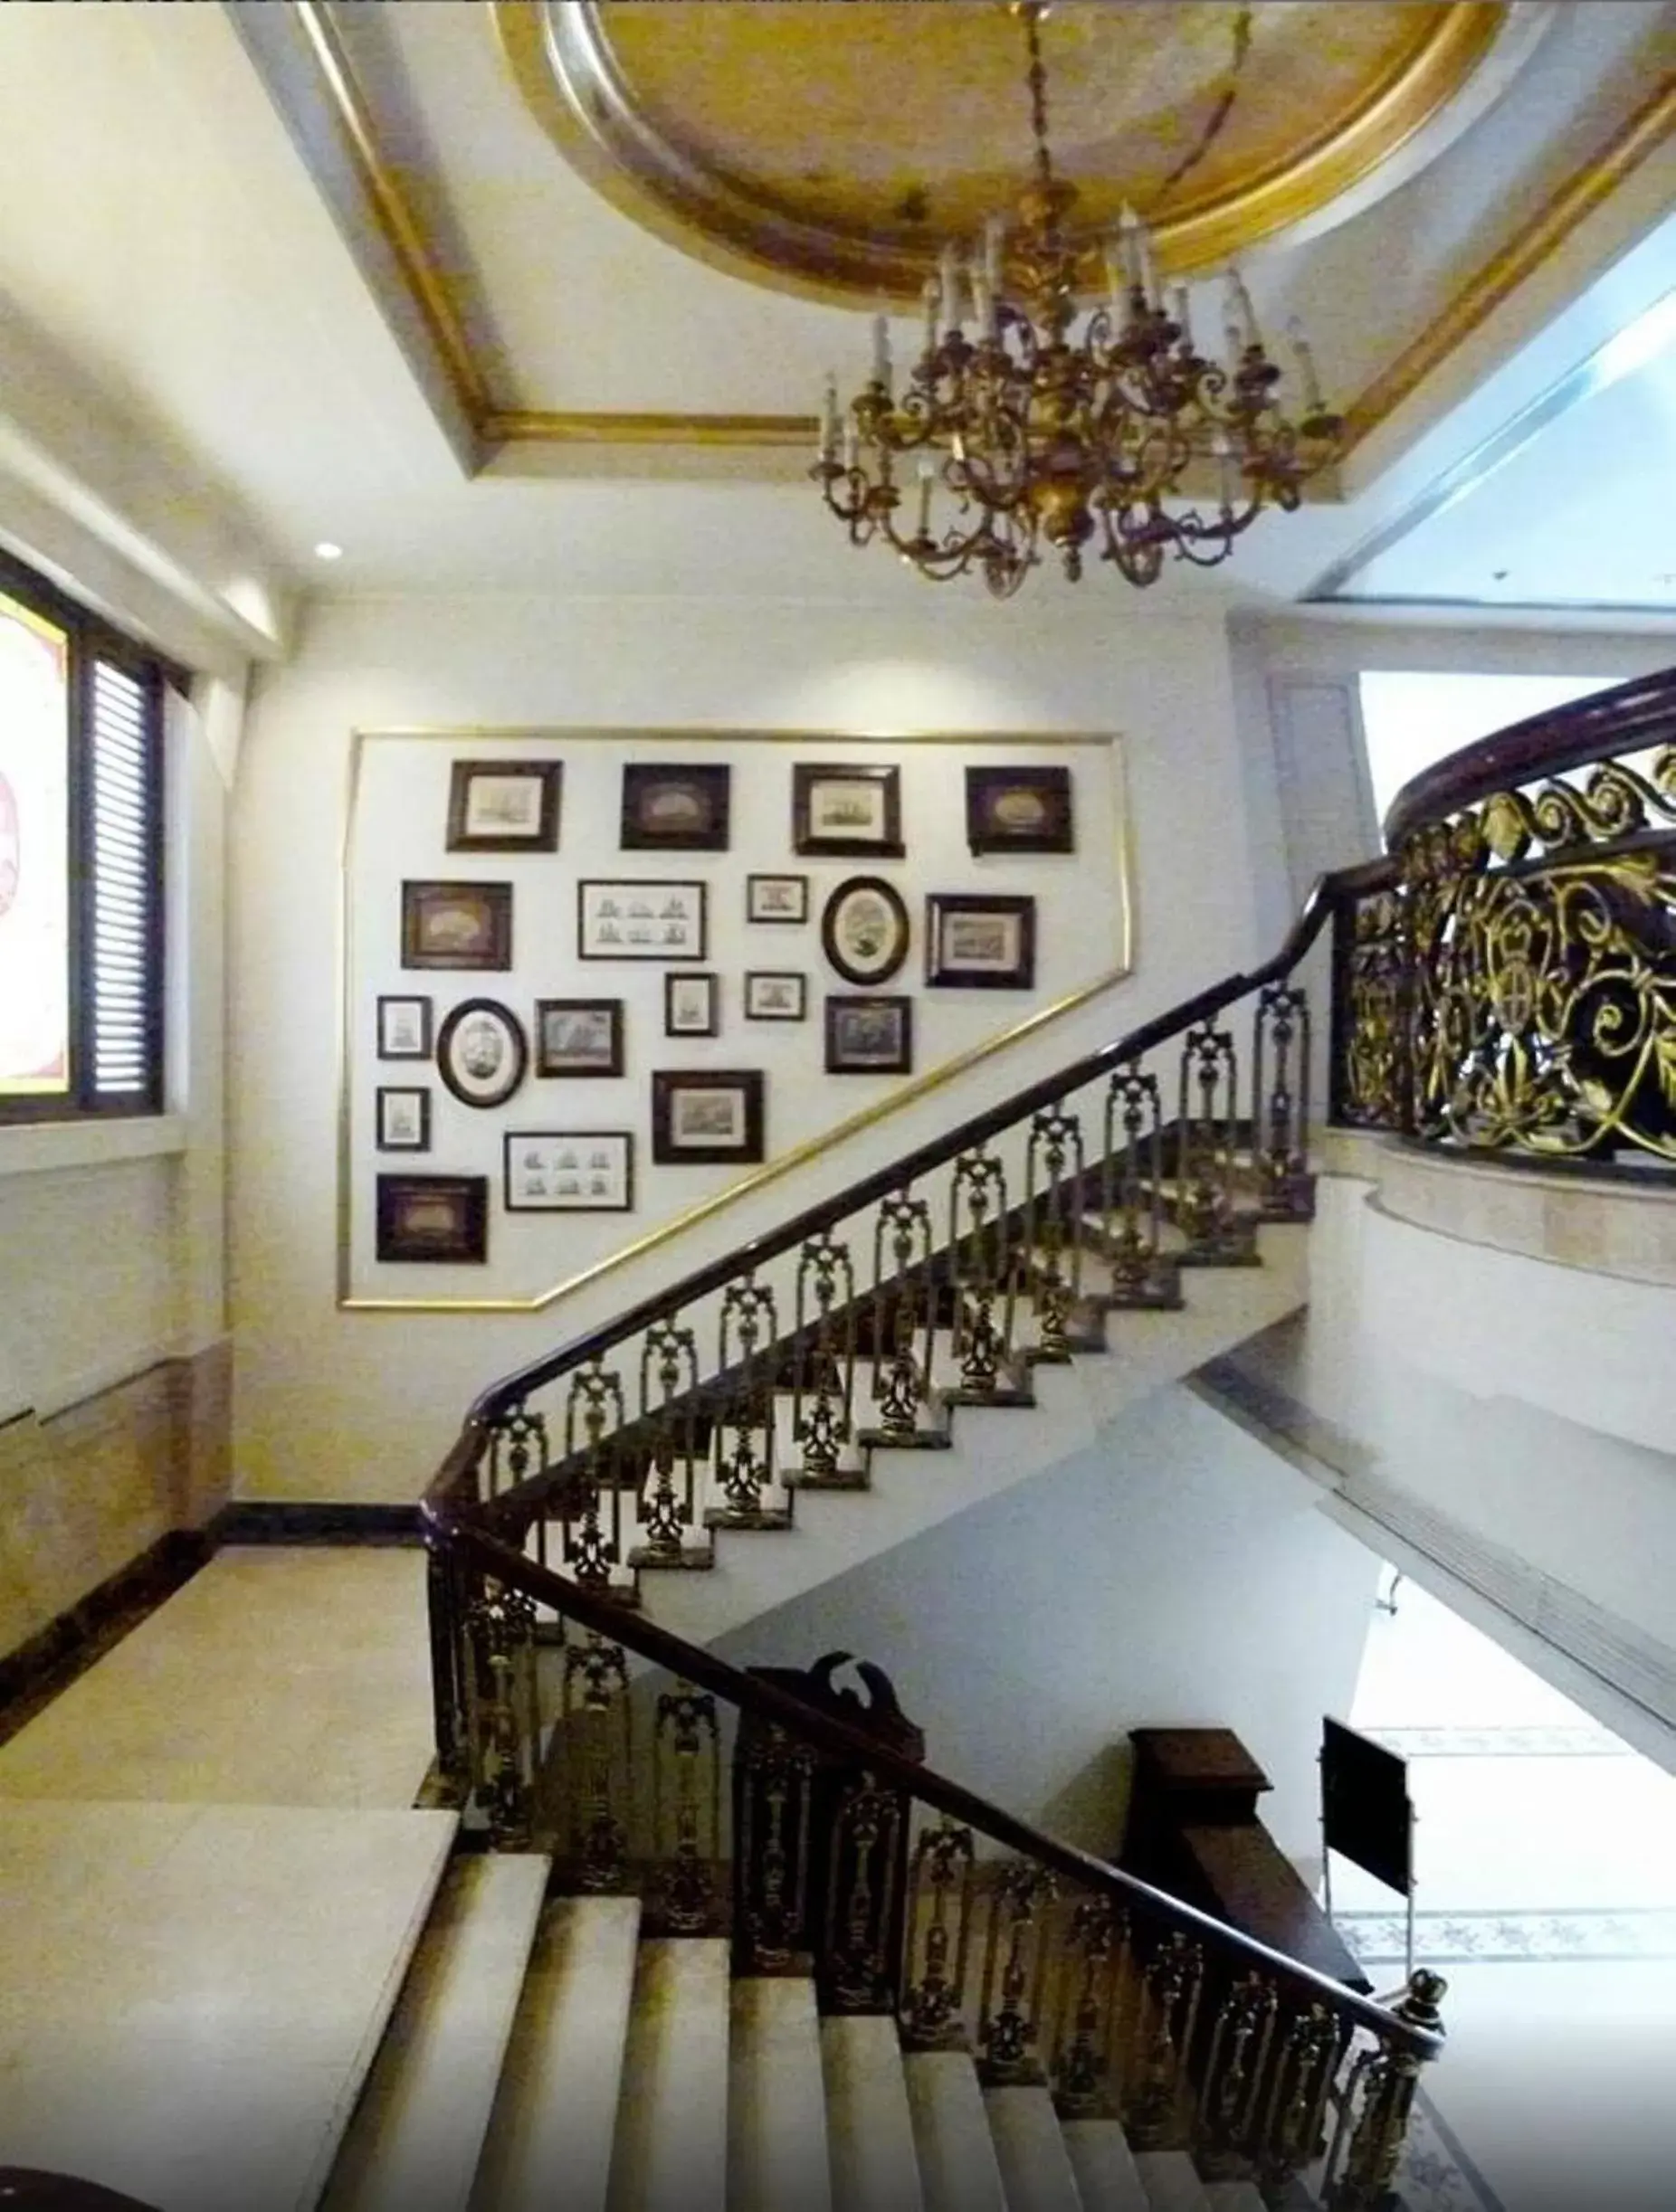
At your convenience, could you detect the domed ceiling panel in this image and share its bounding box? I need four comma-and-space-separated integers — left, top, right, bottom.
497, 0, 1538, 296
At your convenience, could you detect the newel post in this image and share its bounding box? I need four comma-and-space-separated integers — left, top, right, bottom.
1328, 1970, 1447, 2209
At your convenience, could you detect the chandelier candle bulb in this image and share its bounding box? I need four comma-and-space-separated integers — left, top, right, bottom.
984, 214, 1005, 295
1171, 285, 1193, 349
1105, 243, 1128, 328
842, 414, 859, 473
820, 375, 839, 463
921, 276, 940, 359
916, 459, 936, 540
1288, 317, 1324, 414
1225, 265, 1259, 346
871, 315, 893, 394
939, 243, 962, 335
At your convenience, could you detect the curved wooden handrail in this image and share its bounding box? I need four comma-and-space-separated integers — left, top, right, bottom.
427, 1512, 1442, 2060
426, 862, 1374, 1497
1383, 664, 1676, 848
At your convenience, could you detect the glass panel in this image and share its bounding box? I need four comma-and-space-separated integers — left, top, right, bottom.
0, 588, 71, 1095
1357, 670, 1619, 834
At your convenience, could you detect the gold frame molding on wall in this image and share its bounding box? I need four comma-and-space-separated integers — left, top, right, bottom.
267, 0, 1674, 470
338, 726, 1135, 1315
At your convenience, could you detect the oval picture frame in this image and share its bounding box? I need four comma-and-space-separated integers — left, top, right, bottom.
821, 875, 909, 987
435, 997, 529, 1109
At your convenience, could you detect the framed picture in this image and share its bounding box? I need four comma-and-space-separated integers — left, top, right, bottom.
376, 994, 433, 1060
651, 1069, 766, 1164
665, 971, 719, 1037
402, 880, 513, 972
578, 879, 707, 961
744, 971, 806, 1022
966, 765, 1074, 855
375, 1085, 431, 1152
821, 875, 909, 987
535, 998, 624, 1078
926, 893, 1036, 989
504, 1130, 633, 1213
747, 873, 809, 925
435, 997, 529, 1108
376, 1173, 489, 1264
793, 764, 904, 858
620, 763, 730, 850
445, 759, 561, 852
825, 994, 913, 1075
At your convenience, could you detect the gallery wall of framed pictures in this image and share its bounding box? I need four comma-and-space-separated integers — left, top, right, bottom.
345, 730, 1130, 1300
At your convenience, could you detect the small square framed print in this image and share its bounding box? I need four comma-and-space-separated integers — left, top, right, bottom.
620, 763, 731, 850
664, 971, 719, 1038
504, 1130, 633, 1213
445, 759, 561, 852
744, 971, 806, 1022
578, 879, 707, 961
746, 873, 809, 925
651, 1069, 765, 1164
926, 893, 1036, 989
535, 998, 624, 1078
376, 994, 432, 1060
375, 1085, 431, 1153
792, 764, 904, 858
966, 765, 1073, 855
825, 994, 913, 1074
376, 1173, 489, 1264
402, 880, 513, 971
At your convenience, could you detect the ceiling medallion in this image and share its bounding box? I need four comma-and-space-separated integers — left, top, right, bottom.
814, 5, 1340, 596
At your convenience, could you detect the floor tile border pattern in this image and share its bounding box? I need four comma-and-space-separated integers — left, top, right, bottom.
1337, 1904, 1676, 1965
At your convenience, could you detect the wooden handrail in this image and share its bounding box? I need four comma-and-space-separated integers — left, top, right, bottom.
427, 1510, 1443, 2060
1382, 664, 1676, 848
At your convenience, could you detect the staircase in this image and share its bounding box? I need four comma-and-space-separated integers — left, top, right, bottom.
321, 1853, 1339, 2212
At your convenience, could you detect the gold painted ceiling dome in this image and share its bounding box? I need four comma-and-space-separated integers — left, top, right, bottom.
496, 1, 1550, 300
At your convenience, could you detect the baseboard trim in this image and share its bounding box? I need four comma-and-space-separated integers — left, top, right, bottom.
212, 1501, 424, 1546
0, 1527, 214, 1748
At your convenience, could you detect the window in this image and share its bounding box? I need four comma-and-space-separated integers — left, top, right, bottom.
0, 550, 170, 1120
1357, 670, 1620, 835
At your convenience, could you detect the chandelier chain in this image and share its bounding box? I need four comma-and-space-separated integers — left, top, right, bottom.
1150, 4, 1254, 212
1024, 5, 1056, 199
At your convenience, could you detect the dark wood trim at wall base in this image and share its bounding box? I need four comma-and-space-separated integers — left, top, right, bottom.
0, 1528, 214, 1750
212, 1502, 425, 1547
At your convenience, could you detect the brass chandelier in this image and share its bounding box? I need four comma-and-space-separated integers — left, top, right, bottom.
812, 3, 1343, 598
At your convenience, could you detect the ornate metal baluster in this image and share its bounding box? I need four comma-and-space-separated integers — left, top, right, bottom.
1195, 1971, 1279, 2175
563, 1358, 627, 1590
1324, 1972, 1447, 2211
462, 1578, 537, 1847
1256, 2002, 1345, 2189
794, 1230, 858, 1485
486, 1400, 547, 1501
1252, 980, 1314, 1219
651, 1680, 721, 1934
635, 1318, 701, 1566
735, 1722, 816, 1971
1052, 1896, 1125, 2115
709, 1277, 786, 1528
978, 1863, 1057, 2084
560, 1628, 633, 1890
1126, 1931, 1205, 2149
868, 1192, 935, 1443
1100, 1062, 1170, 1305
823, 1772, 906, 2011
948, 1149, 1017, 1399
1176, 1024, 1253, 1263
1025, 1106, 1085, 1361
1334, 882, 1407, 1132
900, 1818, 976, 2049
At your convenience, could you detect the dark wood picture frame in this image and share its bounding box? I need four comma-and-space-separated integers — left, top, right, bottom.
577, 879, 707, 962
620, 762, 731, 850
534, 998, 624, 1078
401, 880, 513, 972
376, 1173, 489, 1264
375, 1085, 431, 1153
664, 971, 719, 1037
966, 764, 1074, 855
744, 972, 807, 1021
435, 997, 529, 1108
376, 994, 433, 1060
824, 994, 913, 1075
793, 764, 904, 858
821, 875, 910, 987
925, 893, 1037, 989
746, 873, 809, 925
651, 1069, 766, 1164
503, 1130, 634, 1213
445, 759, 562, 852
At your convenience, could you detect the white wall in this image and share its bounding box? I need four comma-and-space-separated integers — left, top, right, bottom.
712, 1382, 1380, 1865
231, 593, 1271, 1501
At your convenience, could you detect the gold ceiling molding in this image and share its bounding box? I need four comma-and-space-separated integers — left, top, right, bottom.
492, 2, 1509, 298
288, 1, 1672, 473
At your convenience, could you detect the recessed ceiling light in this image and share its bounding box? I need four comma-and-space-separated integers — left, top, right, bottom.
313, 541, 344, 562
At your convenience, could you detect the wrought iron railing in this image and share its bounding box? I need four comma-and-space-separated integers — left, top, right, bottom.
1331, 665, 1676, 1165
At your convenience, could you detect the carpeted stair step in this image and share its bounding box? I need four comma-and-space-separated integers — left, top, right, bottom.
984, 2084, 1086, 2212
901, 2051, 1008, 2212
728, 1976, 835, 2212
605, 1936, 730, 2212
821, 2014, 927, 2212
1062, 2117, 1154, 2212
1134, 2148, 1216, 2212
